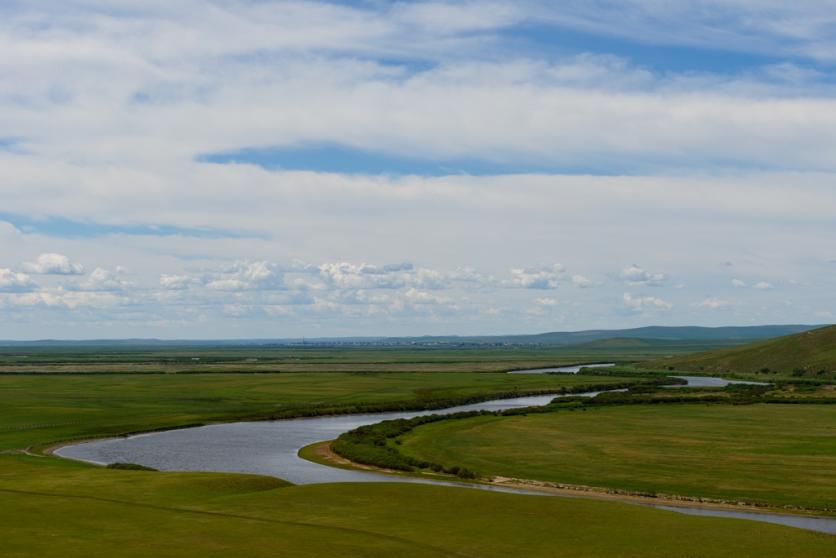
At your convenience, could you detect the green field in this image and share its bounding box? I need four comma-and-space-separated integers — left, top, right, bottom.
1, 343, 834, 556
1, 455, 833, 558
398, 404, 836, 511
0, 342, 737, 373
0, 371, 638, 451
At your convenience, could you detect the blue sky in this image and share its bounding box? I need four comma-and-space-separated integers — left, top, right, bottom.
1, 1, 835, 338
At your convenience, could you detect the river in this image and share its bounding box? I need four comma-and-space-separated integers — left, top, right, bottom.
55, 370, 835, 535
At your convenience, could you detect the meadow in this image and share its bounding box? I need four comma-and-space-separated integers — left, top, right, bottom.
398, 403, 836, 511
1, 345, 833, 556
0, 342, 732, 373
2, 455, 833, 558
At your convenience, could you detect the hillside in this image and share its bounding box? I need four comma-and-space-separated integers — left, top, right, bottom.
643, 325, 836, 377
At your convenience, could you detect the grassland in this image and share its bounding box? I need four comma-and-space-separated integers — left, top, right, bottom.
397, 403, 836, 511
2, 455, 833, 558
644, 325, 836, 378
0, 371, 639, 451
0, 342, 733, 374
2, 344, 834, 556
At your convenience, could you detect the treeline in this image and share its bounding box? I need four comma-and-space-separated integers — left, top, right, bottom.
106, 462, 158, 471
585, 384, 836, 406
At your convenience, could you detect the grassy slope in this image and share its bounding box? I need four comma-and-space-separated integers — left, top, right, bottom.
0, 372, 636, 450
398, 404, 836, 511
643, 325, 836, 376
1, 456, 832, 558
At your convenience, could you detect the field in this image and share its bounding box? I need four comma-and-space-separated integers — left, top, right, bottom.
398, 403, 836, 511
1, 345, 834, 556
0, 371, 638, 451
0, 342, 744, 373
2, 455, 833, 558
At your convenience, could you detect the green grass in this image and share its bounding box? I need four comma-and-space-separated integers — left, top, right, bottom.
644, 325, 836, 378
1, 455, 832, 558
398, 404, 836, 511
0, 371, 637, 450
0, 343, 729, 373
2, 350, 833, 556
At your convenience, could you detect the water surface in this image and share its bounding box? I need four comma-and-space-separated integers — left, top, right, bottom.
508, 363, 616, 374
669, 375, 769, 388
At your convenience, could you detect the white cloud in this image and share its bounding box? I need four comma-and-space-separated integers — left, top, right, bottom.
621, 265, 666, 286
23, 253, 84, 275
316, 262, 458, 290
0, 290, 124, 310
206, 261, 284, 291
695, 297, 730, 309
0, 2, 834, 337
0, 269, 37, 292
623, 292, 672, 311
731, 279, 774, 289
160, 274, 197, 290
529, 1, 836, 63
509, 264, 565, 289
403, 288, 448, 305
319, 262, 409, 289
79, 267, 131, 292
571, 274, 593, 288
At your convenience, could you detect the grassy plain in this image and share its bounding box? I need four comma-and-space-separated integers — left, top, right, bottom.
0, 343, 728, 373
398, 403, 836, 511
2, 345, 834, 556
1, 455, 833, 558
0, 371, 637, 451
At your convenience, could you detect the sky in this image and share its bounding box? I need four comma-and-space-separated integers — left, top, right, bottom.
2, 0, 836, 339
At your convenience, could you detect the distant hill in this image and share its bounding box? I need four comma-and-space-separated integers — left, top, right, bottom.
568, 337, 746, 351
0, 324, 819, 348
518, 325, 819, 345
642, 325, 836, 377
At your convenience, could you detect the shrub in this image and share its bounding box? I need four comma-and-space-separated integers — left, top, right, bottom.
106, 462, 158, 471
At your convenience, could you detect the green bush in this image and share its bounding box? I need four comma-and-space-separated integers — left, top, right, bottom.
106, 462, 158, 471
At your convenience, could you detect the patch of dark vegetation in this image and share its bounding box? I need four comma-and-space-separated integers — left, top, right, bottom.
332, 412, 487, 478
105, 462, 158, 471
578, 383, 836, 406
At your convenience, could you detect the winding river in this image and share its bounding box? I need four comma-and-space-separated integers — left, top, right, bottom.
55, 370, 835, 535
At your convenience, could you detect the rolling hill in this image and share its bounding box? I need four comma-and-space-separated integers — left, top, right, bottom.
643, 324, 836, 377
